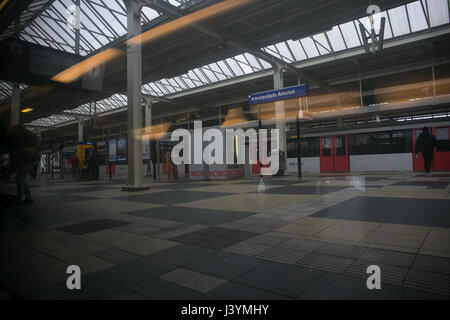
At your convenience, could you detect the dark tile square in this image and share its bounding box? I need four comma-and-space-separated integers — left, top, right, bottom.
45, 186, 117, 194
196, 236, 240, 250
202, 282, 289, 300
187, 251, 264, 280
57, 219, 129, 235
256, 185, 345, 195
35, 194, 98, 204
171, 233, 210, 245
98, 256, 178, 288
239, 179, 298, 186
29, 272, 124, 300
402, 288, 450, 300
156, 183, 219, 190
391, 181, 449, 189
124, 206, 252, 225
219, 229, 259, 241
130, 277, 202, 300
233, 261, 324, 298
147, 244, 218, 267
116, 190, 227, 205
194, 227, 233, 237
313, 196, 450, 228
300, 272, 404, 300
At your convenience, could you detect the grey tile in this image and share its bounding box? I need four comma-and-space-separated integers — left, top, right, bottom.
344, 260, 409, 286
258, 246, 309, 264
360, 248, 415, 268
279, 238, 324, 252
160, 268, 227, 293
300, 272, 404, 300
256, 185, 345, 195
105, 289, 147, 300
224, 242, 271, 257
57, 219, 129, 235
296, 253, 354, 273
404, 269, 450, 297
93, 248, 139, 265
412, 255, 450, 275
187, 251, 264, 280
402, 288, 450, 300
116, 190, 228, 205
315, 243, 367, 259
233, 261, 324, 298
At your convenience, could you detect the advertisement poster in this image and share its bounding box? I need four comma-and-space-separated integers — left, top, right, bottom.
108, 139, 117, 162
117, 138, 127, 161
142, 135, 151, 160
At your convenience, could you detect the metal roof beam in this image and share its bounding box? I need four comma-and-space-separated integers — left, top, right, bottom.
145, 0, 335, 92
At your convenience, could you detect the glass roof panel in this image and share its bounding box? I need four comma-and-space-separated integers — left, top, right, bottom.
428, 0, 450, 27
300, 37, 320, 58
407, 1, 429, 32
339, 21, 361, 48
326, 26, 347, 52
286, 40, 308, 61
388, 5, 410, 36
312, 34, 331, 55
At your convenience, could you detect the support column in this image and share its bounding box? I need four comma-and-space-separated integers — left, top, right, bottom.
10, 83, 20, 126
273, 64, 287, 175
77, 118, 84, 142
144, 100, 152, 177
124, 0, 147, 191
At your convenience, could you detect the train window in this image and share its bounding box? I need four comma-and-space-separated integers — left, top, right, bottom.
349, 130, 412, 155
335, 136, 346, 156
436, 127, 450, 152
322, 137, 332, 156
287, 137, 320, 158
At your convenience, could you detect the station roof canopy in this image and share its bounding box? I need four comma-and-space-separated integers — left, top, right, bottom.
0, 0, 449, 129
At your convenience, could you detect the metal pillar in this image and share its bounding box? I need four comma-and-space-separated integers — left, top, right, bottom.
123, 0, 147, 191
10, 83, 20, 126
77, 119, 84, 142
273, 64, 287, 175
144, 100, 152, 177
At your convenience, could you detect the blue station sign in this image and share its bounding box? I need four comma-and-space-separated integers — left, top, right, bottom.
248, 84, 308, 105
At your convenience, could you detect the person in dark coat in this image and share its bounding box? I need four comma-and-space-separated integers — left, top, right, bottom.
7, 125, 42, 204
415, 127, 438, 176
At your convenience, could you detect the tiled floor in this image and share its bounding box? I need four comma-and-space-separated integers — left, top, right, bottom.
0, 173, 449, 300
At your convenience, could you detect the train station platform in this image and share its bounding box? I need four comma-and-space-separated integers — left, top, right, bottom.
0, 173, 449, 300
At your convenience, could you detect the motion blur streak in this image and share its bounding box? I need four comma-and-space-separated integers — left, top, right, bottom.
128, 0, 257, 46
51, 48, 123, 84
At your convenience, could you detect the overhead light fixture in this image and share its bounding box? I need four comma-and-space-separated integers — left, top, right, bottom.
21, 108, 33, 113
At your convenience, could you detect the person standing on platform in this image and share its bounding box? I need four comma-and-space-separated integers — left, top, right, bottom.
415, 126, 438, 176
7, 125, 42, 204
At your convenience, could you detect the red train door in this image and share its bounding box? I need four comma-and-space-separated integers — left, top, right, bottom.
413, 126, 450, 172
320, 135, 349, 173
434, 126, 450, 171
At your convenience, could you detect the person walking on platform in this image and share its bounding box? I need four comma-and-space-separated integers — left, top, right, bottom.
415, 127, 438, 176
